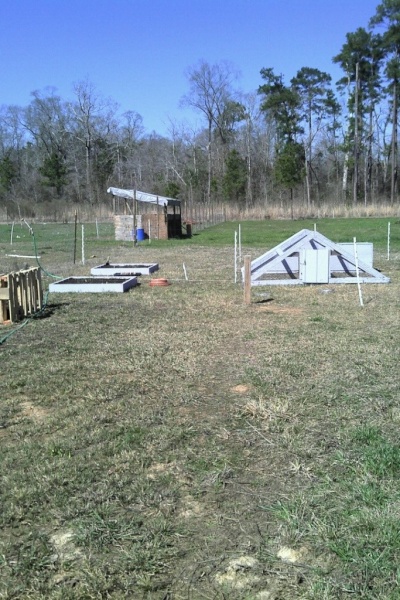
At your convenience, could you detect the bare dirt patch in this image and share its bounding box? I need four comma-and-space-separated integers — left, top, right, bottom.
20, 400, 49, 422
231, 383, 251, 393
257, 305, 304, 315
50, 530, 83, 563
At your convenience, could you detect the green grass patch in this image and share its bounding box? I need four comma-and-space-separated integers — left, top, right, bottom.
0, 217, 399, 598
185, 217, 397, 251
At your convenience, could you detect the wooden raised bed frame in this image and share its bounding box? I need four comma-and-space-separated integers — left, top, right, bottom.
91, 263, 159, 276
49, 276, 138, 294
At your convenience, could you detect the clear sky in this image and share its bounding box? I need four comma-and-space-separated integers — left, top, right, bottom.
1, 0, 382, 136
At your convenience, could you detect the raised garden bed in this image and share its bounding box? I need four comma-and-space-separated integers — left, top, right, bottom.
49, 276, 138, 293
91, 263, 159, 276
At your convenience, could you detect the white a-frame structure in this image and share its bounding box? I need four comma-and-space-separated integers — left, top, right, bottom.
242, 229, 390, 286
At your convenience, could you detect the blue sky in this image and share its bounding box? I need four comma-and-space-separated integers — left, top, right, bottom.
1, 0, 381, 136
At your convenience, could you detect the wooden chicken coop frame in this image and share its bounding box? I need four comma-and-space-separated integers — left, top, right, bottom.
241, 229, 390, 286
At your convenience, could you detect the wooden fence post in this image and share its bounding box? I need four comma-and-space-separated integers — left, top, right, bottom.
244, 255, 251, 305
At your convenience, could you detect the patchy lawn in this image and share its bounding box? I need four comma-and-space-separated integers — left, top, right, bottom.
1, 221, 399, 599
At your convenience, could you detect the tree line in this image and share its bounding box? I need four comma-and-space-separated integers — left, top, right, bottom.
1, 0, 400, 219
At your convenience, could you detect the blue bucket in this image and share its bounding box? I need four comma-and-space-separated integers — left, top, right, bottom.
136, 228, 145, 241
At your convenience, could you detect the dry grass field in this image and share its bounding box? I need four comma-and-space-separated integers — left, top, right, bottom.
1, 220, 400, 599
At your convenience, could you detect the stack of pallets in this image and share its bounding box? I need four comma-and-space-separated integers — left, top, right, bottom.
0, 267, 43, 324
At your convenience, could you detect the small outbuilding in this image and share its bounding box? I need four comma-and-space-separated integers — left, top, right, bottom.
107, 187, 182, 241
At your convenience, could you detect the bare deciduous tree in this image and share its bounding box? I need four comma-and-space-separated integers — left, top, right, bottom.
181, 60, 240, 202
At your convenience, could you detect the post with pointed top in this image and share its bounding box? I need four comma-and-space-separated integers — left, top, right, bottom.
244, 255, 251, 305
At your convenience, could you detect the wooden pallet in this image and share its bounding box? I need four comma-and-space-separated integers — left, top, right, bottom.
0, 267, 43, 324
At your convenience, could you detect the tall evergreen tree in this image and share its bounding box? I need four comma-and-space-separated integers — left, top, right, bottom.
223, 149, 247, 203
291, 67, 332, 205
0, 154, 16, 193
258, 68, 303, 143
333, 27, 384, 203
370, 1, 400, 203
324, 90, 342, 189
259, 68, 304, 206
39, 151, 67, 196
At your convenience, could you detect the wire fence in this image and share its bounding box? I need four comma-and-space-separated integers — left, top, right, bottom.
182, 204, 226, 234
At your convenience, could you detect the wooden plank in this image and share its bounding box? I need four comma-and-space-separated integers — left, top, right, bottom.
15, 272, 22, 316
24, 270, 31, 314
0, 276, 8, 323
0, 291, 8, 322
28, 270, 35, 314
36, 269, 43, 310
18, 272, 25, 315
30, 270, 37, 312
14, 271, 21, 316
8, 273, 17, 322
22, 271, 29, 315
244, 255, 252, 305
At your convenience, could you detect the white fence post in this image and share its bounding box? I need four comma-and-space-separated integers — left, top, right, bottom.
82, 225, 85, 265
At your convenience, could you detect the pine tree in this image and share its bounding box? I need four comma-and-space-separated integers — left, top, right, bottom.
370, 1, 400, 203
0, 155, 16, 193
39, 152, 67, 196
333, 27, 383, 203
223, 149, 247, 203
291, 67, 333, 205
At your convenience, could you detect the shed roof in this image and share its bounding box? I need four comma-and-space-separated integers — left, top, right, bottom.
107, 187, 181, 207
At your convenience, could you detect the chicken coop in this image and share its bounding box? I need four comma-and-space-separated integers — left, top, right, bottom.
107, 187, 182, 241
242, 229, 390, 286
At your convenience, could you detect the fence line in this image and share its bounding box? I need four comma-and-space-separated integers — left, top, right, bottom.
182, 204, 226, 234
1, 198, 400, 226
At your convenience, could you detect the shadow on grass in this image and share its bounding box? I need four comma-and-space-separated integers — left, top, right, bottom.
32, 301, 70, 320
254, 297, 274, 305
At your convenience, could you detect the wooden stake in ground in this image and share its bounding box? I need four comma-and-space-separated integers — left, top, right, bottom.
234, 231, 238, 283
73, 210, 78, 264
244, 255, 251, 305
353, 237, 364, 307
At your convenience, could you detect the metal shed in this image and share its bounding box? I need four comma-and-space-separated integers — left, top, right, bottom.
107, 187, 182, 240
